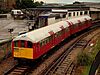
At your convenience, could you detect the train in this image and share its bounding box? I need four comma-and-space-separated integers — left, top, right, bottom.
12, 15, 92, 61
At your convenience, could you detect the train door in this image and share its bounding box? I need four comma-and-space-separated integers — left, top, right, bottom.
66, 21, 72, 35
48, 31, 55, 47
60, 26, 65, 40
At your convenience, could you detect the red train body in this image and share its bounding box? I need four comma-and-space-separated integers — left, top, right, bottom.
12, 15, 92, 60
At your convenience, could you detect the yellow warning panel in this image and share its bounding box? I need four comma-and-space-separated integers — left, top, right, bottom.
14, 47, 33, 59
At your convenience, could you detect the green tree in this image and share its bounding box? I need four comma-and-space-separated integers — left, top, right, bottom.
16, 0, 44, 9
16, 0, 35, 9
34, 1, 44, 6
77, 52, 92, 66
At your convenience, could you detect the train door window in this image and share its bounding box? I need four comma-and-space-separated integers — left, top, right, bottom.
14, 41, 18, 47
68, 13, 71, 17
27, 41, 33, 48
21, 40, 25, 47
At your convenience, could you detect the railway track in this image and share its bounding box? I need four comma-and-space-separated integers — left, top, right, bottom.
40, 35, 90, 75
3, 23, 100, 75
4, 64, 30, 75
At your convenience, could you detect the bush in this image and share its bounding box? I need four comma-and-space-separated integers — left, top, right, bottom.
77, 52, 92, 66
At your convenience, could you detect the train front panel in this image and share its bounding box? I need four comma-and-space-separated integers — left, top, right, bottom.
12, 40, 34, 59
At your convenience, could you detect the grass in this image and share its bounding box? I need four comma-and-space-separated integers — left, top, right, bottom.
82, 66, 91, 75
82, 37, 100, 75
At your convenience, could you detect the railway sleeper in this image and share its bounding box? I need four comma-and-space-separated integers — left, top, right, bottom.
55, 64, 72, 75
66, 64, 74, 75
8, 72, 22, 75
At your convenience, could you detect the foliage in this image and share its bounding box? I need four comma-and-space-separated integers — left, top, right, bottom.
77, 52, 92, 66
82, 38, 100, 75
34, 1, 44, 6
95, 38, 100, 50
0, 8, 10, 14
16, 0, 44, 9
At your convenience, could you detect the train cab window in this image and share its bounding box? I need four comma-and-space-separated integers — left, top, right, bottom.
27, 41, 33, 48
21, 40, 25, 47
14, 41, 18, 47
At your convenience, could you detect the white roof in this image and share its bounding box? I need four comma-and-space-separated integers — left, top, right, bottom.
13, 21, 69, 43
67, 15, 91, 24
13, 16, 91, 43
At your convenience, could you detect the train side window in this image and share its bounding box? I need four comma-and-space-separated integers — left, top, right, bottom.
81, 21, 85, 25
43, 39, 46, 45
47, 37, 50, 43
62, 29, 65, 34
65, 27, 68, 32
14, 41, 18, 47
21, 40, 25, 47
27, 41, 33, 48
58, 31, 60, 36
50, 36, 52, 41
40, 41, 42, 47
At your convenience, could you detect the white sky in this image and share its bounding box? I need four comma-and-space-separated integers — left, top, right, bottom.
35, 0, 100, 4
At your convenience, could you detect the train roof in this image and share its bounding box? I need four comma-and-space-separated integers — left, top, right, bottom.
67, 15, 91, 24
13, 15, 91, 43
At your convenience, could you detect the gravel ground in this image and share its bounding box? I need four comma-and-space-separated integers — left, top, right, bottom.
0, 57, 17, 75
0, 19, 34, 40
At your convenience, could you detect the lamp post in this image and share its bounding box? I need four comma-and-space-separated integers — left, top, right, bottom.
8, 28, 14, 39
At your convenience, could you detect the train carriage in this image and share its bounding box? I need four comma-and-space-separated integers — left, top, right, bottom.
66, 15, 92, 35
12, 21, 70, 60
12, 15, 92, 60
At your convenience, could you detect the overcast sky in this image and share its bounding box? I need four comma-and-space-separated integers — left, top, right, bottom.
35, 0, 100, 4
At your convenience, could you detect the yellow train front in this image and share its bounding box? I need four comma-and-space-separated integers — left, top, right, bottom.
12, 40, 34, 60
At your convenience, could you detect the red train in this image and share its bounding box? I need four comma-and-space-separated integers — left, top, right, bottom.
12, 15, 92, 60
